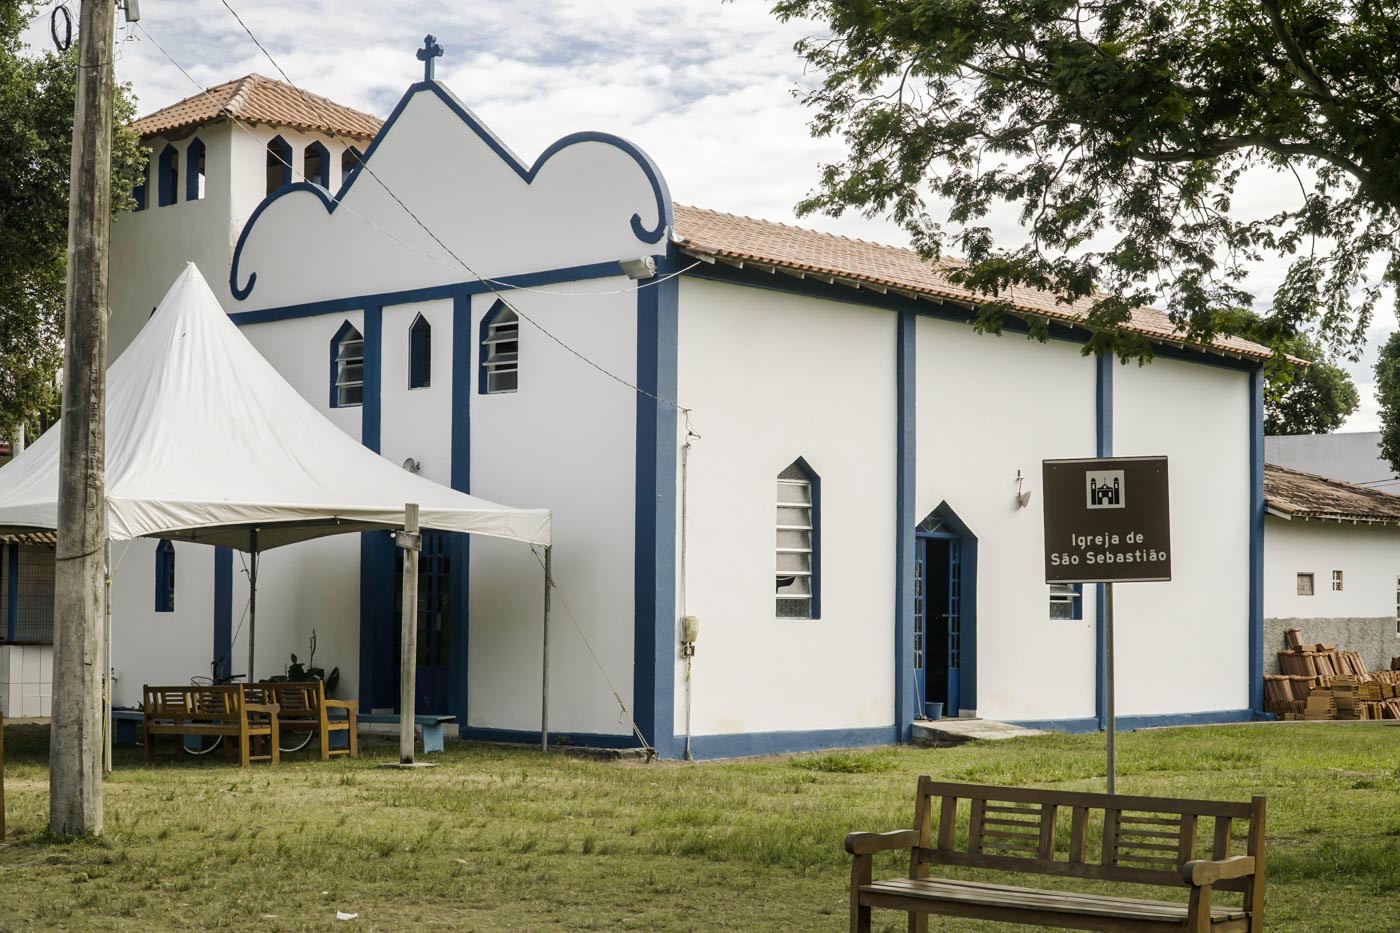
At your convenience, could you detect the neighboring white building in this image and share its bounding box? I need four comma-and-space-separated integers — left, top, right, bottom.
1266, 431, 1400, 494
1264, 463, 1400, 673
38, 56, 1276, 755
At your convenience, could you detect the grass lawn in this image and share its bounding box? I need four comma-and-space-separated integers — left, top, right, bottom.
1, 723, 1398, 931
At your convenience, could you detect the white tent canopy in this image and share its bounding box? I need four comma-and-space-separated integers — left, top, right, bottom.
0, 263, 551, 550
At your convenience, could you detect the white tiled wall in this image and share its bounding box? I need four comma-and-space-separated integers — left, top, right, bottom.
0, 644, 53, 718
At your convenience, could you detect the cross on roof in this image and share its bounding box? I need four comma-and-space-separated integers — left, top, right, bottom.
417, 35, 444, 81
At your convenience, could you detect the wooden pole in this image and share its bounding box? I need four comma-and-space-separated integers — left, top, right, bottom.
397, 505, 421, 764
51, 0, 115, 836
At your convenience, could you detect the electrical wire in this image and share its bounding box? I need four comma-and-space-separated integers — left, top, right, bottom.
201, 1, 692, 415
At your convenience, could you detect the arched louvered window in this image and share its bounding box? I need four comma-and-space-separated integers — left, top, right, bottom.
155, 540, 175, 612
341, 146, 362, 183
157, 144, 179, 206
266, 136, 292, 195
186, 137, 206, 201
331, 321, 365, 408
776, 459, 820, 619
409, 314, 431, 389
303, 140, 330, 188
479, 302, 519, 394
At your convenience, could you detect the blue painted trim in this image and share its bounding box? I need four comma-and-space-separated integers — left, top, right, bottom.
213, 548, 232, 681
685, 263, 1261, 372
634, 251, 680, 759
1010, 708, 1259, 734
895, 309, 916, 742
477, 299, 512, 395
156, 144, 178, 207
5, 544, 17, 640
184, 137, 205, 202
1095, 352, 1113, 730
408, 312, 431, 389
449, 291, 472, 727
685, 725, 900, 760
154, 539, 175, 612
303, 140, 330, 189
229, 259, 629, 326
362, 306, 383, 451
1248, 366, 1265, 714
359, 531, 397, 711
328, 319, 363, 409
229, 80, 671, 301
457, 726, 642, 749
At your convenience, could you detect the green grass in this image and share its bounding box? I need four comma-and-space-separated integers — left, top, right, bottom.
1, 723, 1398, 930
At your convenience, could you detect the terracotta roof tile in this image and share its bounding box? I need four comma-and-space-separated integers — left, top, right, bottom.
672, 204, 1274, 362
131, 74, 382, 142
1264, 463, 1400, 523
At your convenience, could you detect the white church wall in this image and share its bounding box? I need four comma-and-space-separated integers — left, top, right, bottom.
675, 277, 898, 737
914, 319, 1098, 723
1113, 358, 1251, 716
467, 281, 639, 736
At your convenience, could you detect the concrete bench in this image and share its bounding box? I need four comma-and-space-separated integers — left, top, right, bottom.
357, 713, 454, 753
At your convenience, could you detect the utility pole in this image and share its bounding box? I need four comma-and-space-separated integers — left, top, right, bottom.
51, 0, 115, 836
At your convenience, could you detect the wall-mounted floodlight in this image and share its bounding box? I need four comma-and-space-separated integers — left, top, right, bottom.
1015, 470, 1032, 509
620, 256, 657, 280
123, 0, 141, 23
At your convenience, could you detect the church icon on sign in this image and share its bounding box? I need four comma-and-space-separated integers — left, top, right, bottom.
1086, 470, 1126, 509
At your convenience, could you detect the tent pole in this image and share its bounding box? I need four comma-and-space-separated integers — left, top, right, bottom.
247, 529, 259, 683
397, 505, 421, 765
102, 540, 111, 775
541, 545, 552, 753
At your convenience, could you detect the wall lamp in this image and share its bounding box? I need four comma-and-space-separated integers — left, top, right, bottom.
1016, 470, 1032, 509
620, 256, 658, 280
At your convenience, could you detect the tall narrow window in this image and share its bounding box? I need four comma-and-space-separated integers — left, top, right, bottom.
331, 322, 364, 408
341, 146, 362, 183
266, 136, 292, 195
303, 140, 329, 188
1297, 572, 1314, 596
479, 302, 519, 394
155, 540, 175, 612
776, 459, 820, 619
185, 137, 206, 201
132, 154, 149, 210
409, 313, 431, 389
157, 144, 179, 206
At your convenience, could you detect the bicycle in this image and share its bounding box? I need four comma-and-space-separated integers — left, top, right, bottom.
184, 668, 317, 755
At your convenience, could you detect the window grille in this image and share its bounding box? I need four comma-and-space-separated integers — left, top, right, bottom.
1049, 583, 1082, 620
409, 314, 431, 389
0, 544, 56, 643
1332, 570, 1344, 592
334, 324, 365, 407
776, 462, 817, 619
155, 540, 175, 612
1297, 572, 1314, 596
481, 305, 519, 394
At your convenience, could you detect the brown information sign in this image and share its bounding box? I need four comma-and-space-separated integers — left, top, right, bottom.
1042, 456, 1171, 584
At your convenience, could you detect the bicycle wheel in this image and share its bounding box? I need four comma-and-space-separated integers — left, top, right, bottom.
279, 729, 316, 753
182, 734, 224, 755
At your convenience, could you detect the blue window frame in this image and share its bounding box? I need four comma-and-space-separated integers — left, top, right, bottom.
341, 146, 362, 183
155, 540, 175, 612
266, 136, 292, 195
157, 144, 179, 206
1050, 583, 1083, 620
132, 154, 149, 210
409, 313, 431, 389
330, 320, 365, 408
776, 458, 820, 619
303, 140, 330, 188
479, 301, 519, 394
185, 137, 205, 201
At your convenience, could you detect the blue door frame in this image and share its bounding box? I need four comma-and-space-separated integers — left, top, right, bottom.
915, 531, 963, 717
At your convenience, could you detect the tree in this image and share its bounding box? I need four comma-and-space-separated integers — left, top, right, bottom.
1375, 333, 1400, 472
1261, 340, 1357, 435
0, 3, 143, 443
773, 0, 1400, 361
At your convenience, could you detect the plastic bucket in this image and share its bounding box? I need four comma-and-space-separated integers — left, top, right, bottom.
925, 702, 944, 721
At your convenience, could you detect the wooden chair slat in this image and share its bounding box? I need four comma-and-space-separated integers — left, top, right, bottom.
1037, 805, 1058, 861
936, 795, 958, 851
1068, 806, 1089, 864
1213, 817, 1233, 860
967, 798, 986, 855
1102, 808, 1121, 867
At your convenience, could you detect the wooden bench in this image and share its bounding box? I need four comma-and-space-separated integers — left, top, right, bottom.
143, 685, 280, 767
247, 681, 358, 759
847, 779, 1265, 932
356, 712, 454, 753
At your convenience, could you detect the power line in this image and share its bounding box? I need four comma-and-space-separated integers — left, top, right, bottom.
205, 1, 690, 415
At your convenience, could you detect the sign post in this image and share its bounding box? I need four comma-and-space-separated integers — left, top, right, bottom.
1043, 457, 1171, 795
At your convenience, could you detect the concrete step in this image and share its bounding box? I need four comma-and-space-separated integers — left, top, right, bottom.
911, 718, 1045, 745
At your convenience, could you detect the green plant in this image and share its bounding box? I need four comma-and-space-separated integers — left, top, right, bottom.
264, 629, 340, 694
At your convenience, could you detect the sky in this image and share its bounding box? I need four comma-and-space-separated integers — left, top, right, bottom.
20, 0, 1397, 431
